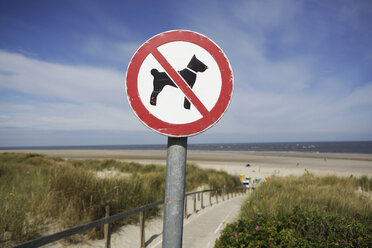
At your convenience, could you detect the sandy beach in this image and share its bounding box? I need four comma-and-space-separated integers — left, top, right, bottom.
2, 149, 372, 178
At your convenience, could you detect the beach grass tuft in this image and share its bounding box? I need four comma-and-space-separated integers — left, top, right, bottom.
241, 174, 372, 220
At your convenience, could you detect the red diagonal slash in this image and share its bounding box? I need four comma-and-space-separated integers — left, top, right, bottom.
151, 48, 209, 117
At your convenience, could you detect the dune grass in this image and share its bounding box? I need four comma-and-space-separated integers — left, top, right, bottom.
215, 173, 372, 247
241, 174, 372, 220
0, 152, 241, 246
355, 174, 372, 191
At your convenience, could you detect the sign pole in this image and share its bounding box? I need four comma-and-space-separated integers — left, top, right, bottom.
162, 136, 187, 248
125, 30, 233, 247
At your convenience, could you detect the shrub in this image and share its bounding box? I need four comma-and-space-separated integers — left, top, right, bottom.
215, 210, 371, 247
216, 174, 372, 247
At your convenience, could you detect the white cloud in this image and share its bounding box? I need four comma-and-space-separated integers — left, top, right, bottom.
0, 50, 143, 131
232, 0, 301, 30
82, 38, 141, 65
342, 83, 372, 108
208, 79, 372, 138
0, 51, 124, 105
185, 2, 313, 93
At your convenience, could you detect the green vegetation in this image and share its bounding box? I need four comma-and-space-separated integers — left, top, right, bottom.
215, 174, 372, 247
0, 152, 240, 247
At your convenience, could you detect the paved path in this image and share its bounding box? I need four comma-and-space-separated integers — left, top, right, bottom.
147, 193, 248, 248
50, 192, 249, 248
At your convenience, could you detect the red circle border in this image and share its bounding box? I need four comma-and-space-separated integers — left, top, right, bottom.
125, 30, 233, 137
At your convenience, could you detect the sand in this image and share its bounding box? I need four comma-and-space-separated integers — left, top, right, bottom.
2, 149, 372, 178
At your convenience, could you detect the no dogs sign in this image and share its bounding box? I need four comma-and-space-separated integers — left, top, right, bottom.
125, 30, 233, 137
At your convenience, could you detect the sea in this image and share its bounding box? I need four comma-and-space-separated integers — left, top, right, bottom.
2, 141, 372, 154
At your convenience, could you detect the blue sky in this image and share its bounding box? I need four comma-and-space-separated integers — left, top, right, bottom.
0, 0, 372, 147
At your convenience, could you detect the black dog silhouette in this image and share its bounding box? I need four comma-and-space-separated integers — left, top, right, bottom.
150, 55, 208, 109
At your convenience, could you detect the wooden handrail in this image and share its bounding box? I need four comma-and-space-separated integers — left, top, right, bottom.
13, 186, 247, 248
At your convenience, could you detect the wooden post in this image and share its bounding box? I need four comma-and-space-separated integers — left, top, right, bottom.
201, 192, 204, 209
209, 191, 212, 206
222, 185, 225, 201
104, 202, 111, 248
140, 211, 145, 248
184, 195, 188, 219
193, 194, 197, 213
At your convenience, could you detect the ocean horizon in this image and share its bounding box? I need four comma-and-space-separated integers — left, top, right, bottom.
1, 141, 372, 154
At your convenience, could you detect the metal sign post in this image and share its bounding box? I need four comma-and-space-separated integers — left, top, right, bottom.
162, 137, 187, 248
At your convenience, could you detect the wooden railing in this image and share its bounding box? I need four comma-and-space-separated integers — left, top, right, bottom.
13, 186, 248, 248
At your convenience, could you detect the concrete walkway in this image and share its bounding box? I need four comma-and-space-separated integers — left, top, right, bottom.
51, 191, 249, 248
147, 192, 248, 248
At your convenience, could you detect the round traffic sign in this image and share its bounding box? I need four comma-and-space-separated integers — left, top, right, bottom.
126, 30, 233, 137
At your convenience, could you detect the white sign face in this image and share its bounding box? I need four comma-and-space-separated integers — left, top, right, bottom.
137, 41, 222, 124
